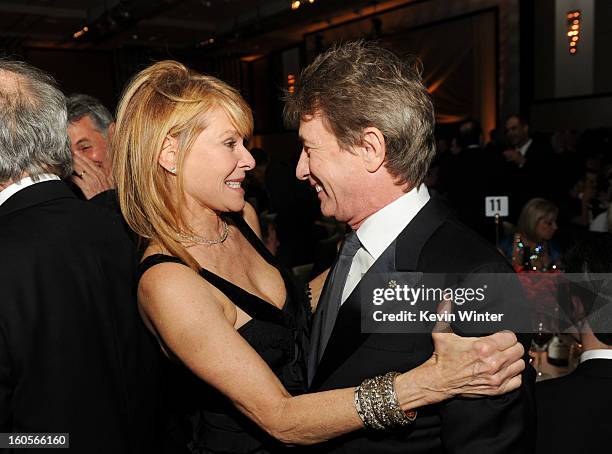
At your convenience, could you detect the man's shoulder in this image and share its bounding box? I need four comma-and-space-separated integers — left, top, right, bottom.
0, 191, 131, 257
527, 136, 554, 156
536, 371, 577, 395
418, 216, 510, 271
535, 369, 597, 418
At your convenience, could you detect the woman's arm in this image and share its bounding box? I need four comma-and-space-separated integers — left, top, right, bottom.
139, 263, 524, 445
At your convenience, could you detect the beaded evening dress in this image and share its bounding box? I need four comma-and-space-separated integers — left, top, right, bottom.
137, 212, 310, 454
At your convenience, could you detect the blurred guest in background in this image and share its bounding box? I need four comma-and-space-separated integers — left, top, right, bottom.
503, 114, 555, 222
501, 198, 560, 272
440, 119, 505, 242
435, 134, 461, 200
66, 93, 115, 202
567, 169, 599, 228
536, 234, 612, 453
265, 149, 321, 268
484, 127, 507, 154
590, 178, 612, 233
244, 146, 270, 213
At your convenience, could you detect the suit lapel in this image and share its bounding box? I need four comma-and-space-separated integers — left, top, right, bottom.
309, 197, 451, 389
308, 252, 342, 383
311, 243, 394, 389
395, 197, 449, 271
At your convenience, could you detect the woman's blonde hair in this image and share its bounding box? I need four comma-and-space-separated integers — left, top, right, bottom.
517, 198, 558, 242
112, 60, 253, 269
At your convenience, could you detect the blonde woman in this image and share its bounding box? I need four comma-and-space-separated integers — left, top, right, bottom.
502, 198, 560, 272
113, 60, 525, 453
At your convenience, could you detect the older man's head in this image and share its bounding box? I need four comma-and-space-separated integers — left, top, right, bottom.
0, 60, 71, 187
66, 94, 114, 176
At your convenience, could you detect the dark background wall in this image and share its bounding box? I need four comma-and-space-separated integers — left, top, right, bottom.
5, 0, 610, 152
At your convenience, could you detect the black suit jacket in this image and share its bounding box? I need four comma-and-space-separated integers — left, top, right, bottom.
536, 358, 612, 454
309, 197, 535, 453
502, 138, 555, 222
0, 181, 161, 453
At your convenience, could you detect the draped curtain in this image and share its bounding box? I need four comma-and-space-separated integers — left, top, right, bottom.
305, 9, 498, 136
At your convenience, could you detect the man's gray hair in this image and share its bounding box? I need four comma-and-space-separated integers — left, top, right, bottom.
66, 93, 113, 134
284, 40, 436, 187
0, 60, 72, 183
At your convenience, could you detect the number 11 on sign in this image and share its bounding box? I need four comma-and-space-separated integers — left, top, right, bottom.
485, 196, 509, 217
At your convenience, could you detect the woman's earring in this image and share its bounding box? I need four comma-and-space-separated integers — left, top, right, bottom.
169, 167, 176, 174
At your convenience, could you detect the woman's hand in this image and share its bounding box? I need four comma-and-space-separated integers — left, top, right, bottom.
395, 329, 525, 411
432, 330, 524, 397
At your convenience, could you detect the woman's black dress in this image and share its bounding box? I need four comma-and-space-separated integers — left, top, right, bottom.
137, 212, 311, 454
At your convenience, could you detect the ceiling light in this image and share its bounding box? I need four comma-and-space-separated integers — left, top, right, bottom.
566, 10, 581, 55
73, 26, 89, 39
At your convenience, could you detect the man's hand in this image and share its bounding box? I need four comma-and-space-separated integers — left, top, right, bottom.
70, 153, 114, 200
502, 148, 526, 167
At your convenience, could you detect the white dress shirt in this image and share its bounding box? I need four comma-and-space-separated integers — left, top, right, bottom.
0, 174, 61, 207
589, 210, 609, 233
580, 349, 612, 364
518, 138, 533, 157
341, 184, 431, 304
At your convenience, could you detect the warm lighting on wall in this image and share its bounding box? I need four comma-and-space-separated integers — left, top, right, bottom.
566, 10, 581, 55
291, 0, 315, 11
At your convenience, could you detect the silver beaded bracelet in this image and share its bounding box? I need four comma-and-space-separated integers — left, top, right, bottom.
354, 371, 417, 430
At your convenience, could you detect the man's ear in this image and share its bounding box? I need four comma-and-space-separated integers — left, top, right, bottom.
360, 127, 386, 173
158, 135, 179, 173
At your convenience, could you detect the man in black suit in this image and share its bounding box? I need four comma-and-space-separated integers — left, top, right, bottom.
536, 234, 612, 453
443, 119, 507, 243
502, 114, 555, 221
0, 60, 160, 452
285, 41, 534, 453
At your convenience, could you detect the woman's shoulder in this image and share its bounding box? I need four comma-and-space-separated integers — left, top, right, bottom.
138, 247, 206, 298
138, 254, 201, 297
137, 253, 237, 336
138, 245, 189, 278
